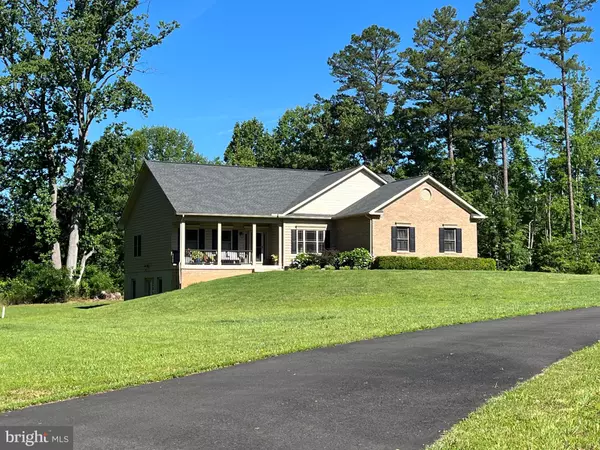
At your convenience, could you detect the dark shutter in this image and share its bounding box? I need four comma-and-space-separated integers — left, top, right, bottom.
133, 235, 137, 256
232, 230, 239, 250
391, 226, 397, 252
199, 229, 205, 250
439, 228, 445, 253
325, 230, 331, 249
212, 229, 218, 250
138, 236, 141, 256
456, 228, 463, 253
409, 227, 416, 253
291, 229, 297, 254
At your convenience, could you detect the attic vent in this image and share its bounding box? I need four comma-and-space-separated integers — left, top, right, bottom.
420, 188, 432, 201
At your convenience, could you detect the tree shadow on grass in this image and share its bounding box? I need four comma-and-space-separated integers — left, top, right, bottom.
75, 304, 110, 310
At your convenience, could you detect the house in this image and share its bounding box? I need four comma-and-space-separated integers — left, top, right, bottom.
120, 161, 486, 299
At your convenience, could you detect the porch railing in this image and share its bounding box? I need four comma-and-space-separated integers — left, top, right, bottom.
175, 249, 254, 266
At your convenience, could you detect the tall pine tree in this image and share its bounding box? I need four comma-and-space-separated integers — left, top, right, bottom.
531, 0, 597, 241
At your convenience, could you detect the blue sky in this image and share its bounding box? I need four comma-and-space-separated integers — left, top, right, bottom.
93, 0, 600, 160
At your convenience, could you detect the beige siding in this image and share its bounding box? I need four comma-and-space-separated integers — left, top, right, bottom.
293, 171, 382, 215
124, 173, 175, 299
333, 217, 371, 252
283, 221, 330, 266
372, 181, 478, 258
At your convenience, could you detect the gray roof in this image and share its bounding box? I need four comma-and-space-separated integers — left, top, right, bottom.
334, 176, 428, 218
146, 161, 333, 216
144, 161, 433, 219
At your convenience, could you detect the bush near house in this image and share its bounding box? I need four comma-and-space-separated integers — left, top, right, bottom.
373, 256, 497, 271
291, 248, 373, 270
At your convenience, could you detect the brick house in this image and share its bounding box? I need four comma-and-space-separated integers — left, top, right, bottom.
120, 161, 486, 299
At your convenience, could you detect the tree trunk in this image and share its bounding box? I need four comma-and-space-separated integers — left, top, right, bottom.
561, 59, 577, 241
66, 128, 88, 277
75, 248, 95, 287
500, 80, 509, 197
50, 177, 62, 269
447, 113, 456, 190
501, 137, 509, 197
547, 192, 552, 242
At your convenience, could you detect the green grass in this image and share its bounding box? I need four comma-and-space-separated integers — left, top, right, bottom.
429, 342, 600, 450
1, 270, 599, 412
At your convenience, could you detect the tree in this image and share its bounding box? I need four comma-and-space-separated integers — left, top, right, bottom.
0, 0, 73, 269
328, 25, 402, 169
128, 126, 208, 169
402, 6, 471, 189
467, 0, 544, 196
531, 0, 597, 241
52, 0, 178, 276
224, 118, 276, 167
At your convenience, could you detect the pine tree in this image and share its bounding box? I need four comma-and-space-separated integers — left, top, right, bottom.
402, 6, 471, 189
467, 0, 544, 196
531, 0, 597, 241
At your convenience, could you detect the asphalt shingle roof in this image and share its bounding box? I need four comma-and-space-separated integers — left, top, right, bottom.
145, 161, 433, 219
146, 161, 333, 216
334, 176, 428, 218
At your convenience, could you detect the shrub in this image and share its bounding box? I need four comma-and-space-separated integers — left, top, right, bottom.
3, 262, 74, 304
79, 265, 116, 298
304, 265, 321, 271
318, 250, 339, 268
290, 253, 320, 269
338, 248, 373, 270
373, 256, 497, 271
339, 265, 352, 270
323, 265, 336, 271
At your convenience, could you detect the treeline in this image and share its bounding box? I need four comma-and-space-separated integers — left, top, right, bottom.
223, 0, 600, 273
1, 0, 599, 300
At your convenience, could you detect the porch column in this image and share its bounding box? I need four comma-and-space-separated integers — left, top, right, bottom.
179, 220, 185, 268
278, 224, 283, 268
252, 223, 257, 266
217, 222, 222, 266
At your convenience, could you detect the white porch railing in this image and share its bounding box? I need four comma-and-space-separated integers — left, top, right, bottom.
183, 249, 253, 266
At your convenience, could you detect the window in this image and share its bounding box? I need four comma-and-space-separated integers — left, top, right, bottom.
444, 228, 456, 252
222, 230, 232, 250
133, 235, 142, 257
131, 279, 136, 299
395, 227, 409, 252
292, 229, 326, 254
157, 277, 163, 294
185, 229, 199, 250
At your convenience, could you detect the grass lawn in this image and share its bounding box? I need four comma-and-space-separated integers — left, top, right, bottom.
1, 270, 599, 412
429, 341, 600, 450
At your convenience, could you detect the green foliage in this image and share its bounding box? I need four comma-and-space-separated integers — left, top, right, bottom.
128, 126, 209, 165
303, 265, 321, 271
3, 262, 73, 305
338, 248, 373, 269
290, 253, 321, 269
79, 265, 116, 298
323, 265, 336, 271
373, 256, 497, 271
224, 119, 276, 167
318, 250, 340, 268
532, 238, 599, 274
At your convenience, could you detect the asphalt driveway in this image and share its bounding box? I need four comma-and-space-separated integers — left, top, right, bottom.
2, 308, 599, 450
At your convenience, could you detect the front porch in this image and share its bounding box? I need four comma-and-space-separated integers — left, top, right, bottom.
173, 219, 284, 273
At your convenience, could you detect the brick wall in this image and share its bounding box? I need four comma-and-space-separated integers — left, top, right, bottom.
372, 181, 479, 258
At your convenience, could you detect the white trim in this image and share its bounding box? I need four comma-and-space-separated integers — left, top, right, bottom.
281, 166, 387, 216
368, 175, 487, 220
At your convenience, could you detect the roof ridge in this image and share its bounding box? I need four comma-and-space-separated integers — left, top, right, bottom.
145, 160, 335, 174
